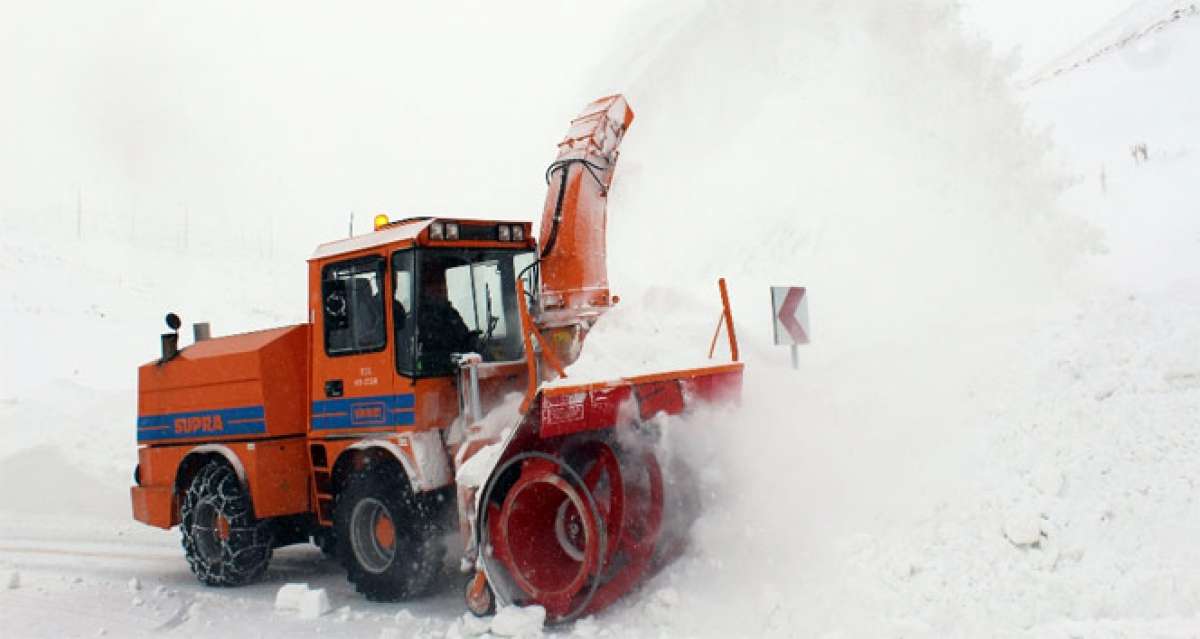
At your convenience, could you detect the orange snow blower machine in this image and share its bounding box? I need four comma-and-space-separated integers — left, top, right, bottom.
130, 95, 743, 622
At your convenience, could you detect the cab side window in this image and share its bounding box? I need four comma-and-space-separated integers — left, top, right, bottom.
322, 257, 387, 356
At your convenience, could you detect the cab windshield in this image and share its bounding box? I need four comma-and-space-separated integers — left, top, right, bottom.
393, 248, 536, 376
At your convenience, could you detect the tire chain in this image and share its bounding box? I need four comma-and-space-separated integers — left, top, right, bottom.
180, 461, 272, 586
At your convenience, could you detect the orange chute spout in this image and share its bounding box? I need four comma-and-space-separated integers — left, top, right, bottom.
535, 95, 634, 353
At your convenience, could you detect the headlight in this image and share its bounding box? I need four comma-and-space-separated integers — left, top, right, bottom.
429, 222, 445, 240
512, 225, 525, 241
497, 224, 511, 241
446, 222, 460, 240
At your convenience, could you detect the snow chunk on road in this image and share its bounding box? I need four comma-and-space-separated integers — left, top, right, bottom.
274, 583, 309, 611
127, 577, 141, 592
1003, 509, 1044, 547
297, 588, 331, 620
490, 605, 546, 637
274, 583, 331, 619
5, 570, 19, 589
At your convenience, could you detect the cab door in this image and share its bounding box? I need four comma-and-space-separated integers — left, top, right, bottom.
310, 254, 402, 435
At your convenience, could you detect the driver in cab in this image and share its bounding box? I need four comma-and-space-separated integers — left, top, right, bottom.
416, 265, 476, 369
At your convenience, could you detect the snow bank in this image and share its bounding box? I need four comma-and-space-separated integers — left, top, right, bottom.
0, 225, 305, 509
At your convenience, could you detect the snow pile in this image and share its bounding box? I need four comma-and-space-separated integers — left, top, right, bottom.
489, 605, 546, 637
446, 605, 545, 638
554, 286, 728, 385
455, 392, 525, 489
456, 441, 506, 489
453, 612, 492, 637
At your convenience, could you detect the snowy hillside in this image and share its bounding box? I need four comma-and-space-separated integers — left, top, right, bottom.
2, 1, 1198, 637
1027, 0, 1199, 86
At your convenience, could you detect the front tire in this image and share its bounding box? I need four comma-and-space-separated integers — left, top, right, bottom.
180, 461, 272, 586
334, 464, 444, 601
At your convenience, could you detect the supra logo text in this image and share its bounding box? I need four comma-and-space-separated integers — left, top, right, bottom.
174, 414, 224, 434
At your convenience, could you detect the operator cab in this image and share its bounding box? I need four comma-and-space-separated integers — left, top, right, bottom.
395, 247, 536, 376
311, 216, 537, 386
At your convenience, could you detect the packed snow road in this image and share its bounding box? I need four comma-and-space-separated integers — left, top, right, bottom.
0, 512, 470, 638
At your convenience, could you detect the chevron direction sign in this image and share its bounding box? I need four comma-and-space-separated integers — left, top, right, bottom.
771, 286, 809, 346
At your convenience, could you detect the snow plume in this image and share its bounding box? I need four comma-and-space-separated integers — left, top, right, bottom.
605, 1, 1090, 319
595, 1, 1093, 500
582, 0, 1088, 514
570, 1, 1097, 635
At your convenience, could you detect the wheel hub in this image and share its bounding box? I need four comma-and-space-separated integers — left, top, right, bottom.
350, 498, 397, 574
193, 501, 226, 563
554, 500, 586, 561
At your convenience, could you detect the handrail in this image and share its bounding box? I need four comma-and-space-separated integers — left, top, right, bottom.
517, 278, 567, 414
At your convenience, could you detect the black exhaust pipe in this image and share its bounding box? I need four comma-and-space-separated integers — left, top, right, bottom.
160, 313, 182, 363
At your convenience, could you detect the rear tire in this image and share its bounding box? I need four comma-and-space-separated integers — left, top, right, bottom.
334, 465, 444, 601
180, 461, 272, 586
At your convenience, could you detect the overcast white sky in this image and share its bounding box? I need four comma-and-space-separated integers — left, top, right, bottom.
0, 0, 1143, 259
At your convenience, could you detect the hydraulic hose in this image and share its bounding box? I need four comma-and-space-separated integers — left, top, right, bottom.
540, 158, 608, 259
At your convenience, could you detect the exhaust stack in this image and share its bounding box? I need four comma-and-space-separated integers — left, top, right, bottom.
160, 313, 182, 363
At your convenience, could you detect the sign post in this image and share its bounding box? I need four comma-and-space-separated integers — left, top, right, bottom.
771, 286, 809, 369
